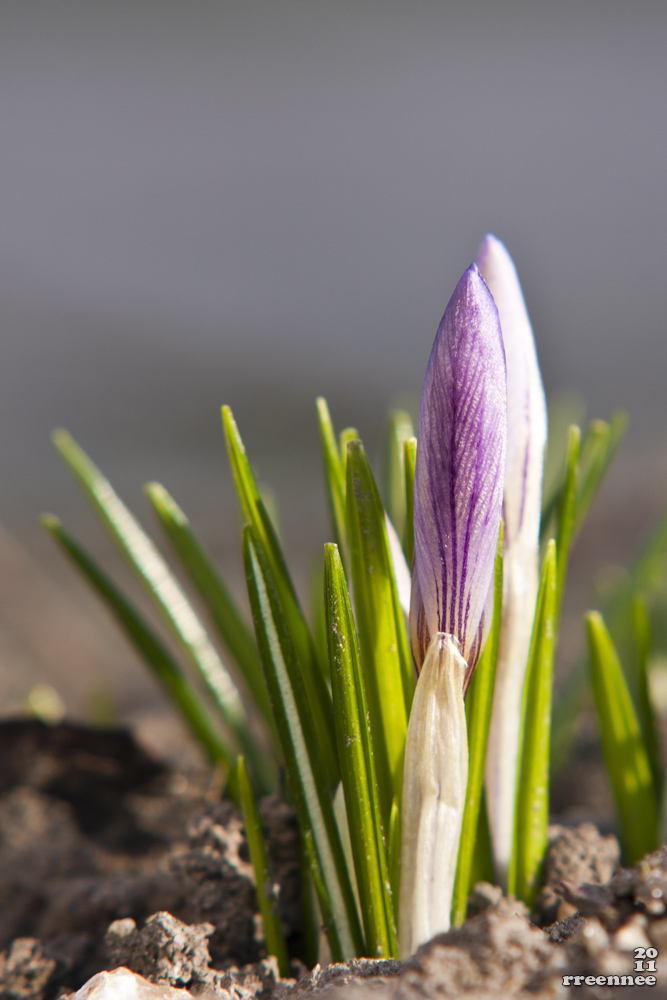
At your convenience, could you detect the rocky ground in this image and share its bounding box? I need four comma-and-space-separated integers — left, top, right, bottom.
1, 718, 666, 1000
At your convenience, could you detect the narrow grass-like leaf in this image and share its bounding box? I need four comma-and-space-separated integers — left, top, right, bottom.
145, 482, 274, 732
587, 611, 658, 864
403, 437, 417, 567
223, 406, 339, 789
387, 799, 400, 916
540, 483, 561, 545
316, 398, 349, 574
603, 510, 667, 686
552, 509, 667, 775
574, 411, 627, 538
469, 798, 495, 888
308, 559, 329, 684
509, 540, 557, 906
42, 515, 232, 771
633, 595, 663, 793
346, 439, 412, 824
339, 428, 358, 473
325, 543, 396, 958
554, 426, 579, 622
259, 485, 283, 544
541, 413, 626, 546
333, 783, 361, 914
237, 755, 290, 976
51, 430, 270, 792
452, 523, 504, 927
383, 410, 414, 546
243, 525, 363, 961
300, 844, 320, 969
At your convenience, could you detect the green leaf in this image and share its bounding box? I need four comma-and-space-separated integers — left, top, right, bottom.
308, 558, 330, 684
325, 543, 397, 958
469, 797, 495, 888
236, 756, 290, 977
51, 430, 269, 793
345, 439, 412, 824
382, 410, 414, 546
574, 411, 627, 538
633, 595, 663, 794
551, 508, 667, 776
542, 390, 586, 518
332, 782, 361, 914
300, 841, 320, 969
509, 539, 557, 906
603, 510, 667, 683
403, 437, 417, 568
452, 522, 504, 927
541, 412, 626, 546
222, 406, 339, 789
145, 482, 274, 734
41, 515, 233, 772
243, 525, 363, 961
553, 426, 579, 623
316, 398, 349, 575
339, 428, 359, 474
587, 610, 659, 864
387, 798, 401, 917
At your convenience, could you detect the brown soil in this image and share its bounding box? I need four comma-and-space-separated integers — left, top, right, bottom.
1, 719, 666, 999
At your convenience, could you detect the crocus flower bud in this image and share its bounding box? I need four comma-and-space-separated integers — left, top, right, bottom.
410, 264, 507, 688
476, 235, 547, 886
400, 263, 507, 955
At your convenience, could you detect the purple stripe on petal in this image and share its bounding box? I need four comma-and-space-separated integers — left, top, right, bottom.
413, 263, 507, 670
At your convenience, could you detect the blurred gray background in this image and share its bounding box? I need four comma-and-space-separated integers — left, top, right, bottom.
1, 1, 666, 752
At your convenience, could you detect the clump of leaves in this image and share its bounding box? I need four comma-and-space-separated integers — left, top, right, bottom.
42, 235, 666, 965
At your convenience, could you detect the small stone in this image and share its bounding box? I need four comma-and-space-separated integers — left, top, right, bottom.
597, 948, 634, 976
538, 823, 619, 925
612, 914, 651, 952
73, 967, 194, 999
556, 900, 578, 921
0, 938, 57, 999
578, 916, 609, 956
466, 881, 504, 918
104, 911, 214, 991
107, 918, 138, 940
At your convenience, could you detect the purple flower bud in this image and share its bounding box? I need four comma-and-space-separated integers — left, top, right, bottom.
411, 263, 507, 687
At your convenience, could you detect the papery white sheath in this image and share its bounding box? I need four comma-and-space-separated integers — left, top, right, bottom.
476, 234, 547, 887
399, 632, 468, 958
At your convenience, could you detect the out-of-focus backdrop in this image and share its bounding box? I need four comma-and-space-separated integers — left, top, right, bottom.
2, 1, 666, 758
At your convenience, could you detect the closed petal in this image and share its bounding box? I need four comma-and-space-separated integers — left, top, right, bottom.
413, 263, 507, 672
409, 560, 430, 671
475, 234, 547, 548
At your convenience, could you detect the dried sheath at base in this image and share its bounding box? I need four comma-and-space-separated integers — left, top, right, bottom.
399, 633, 468, 958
